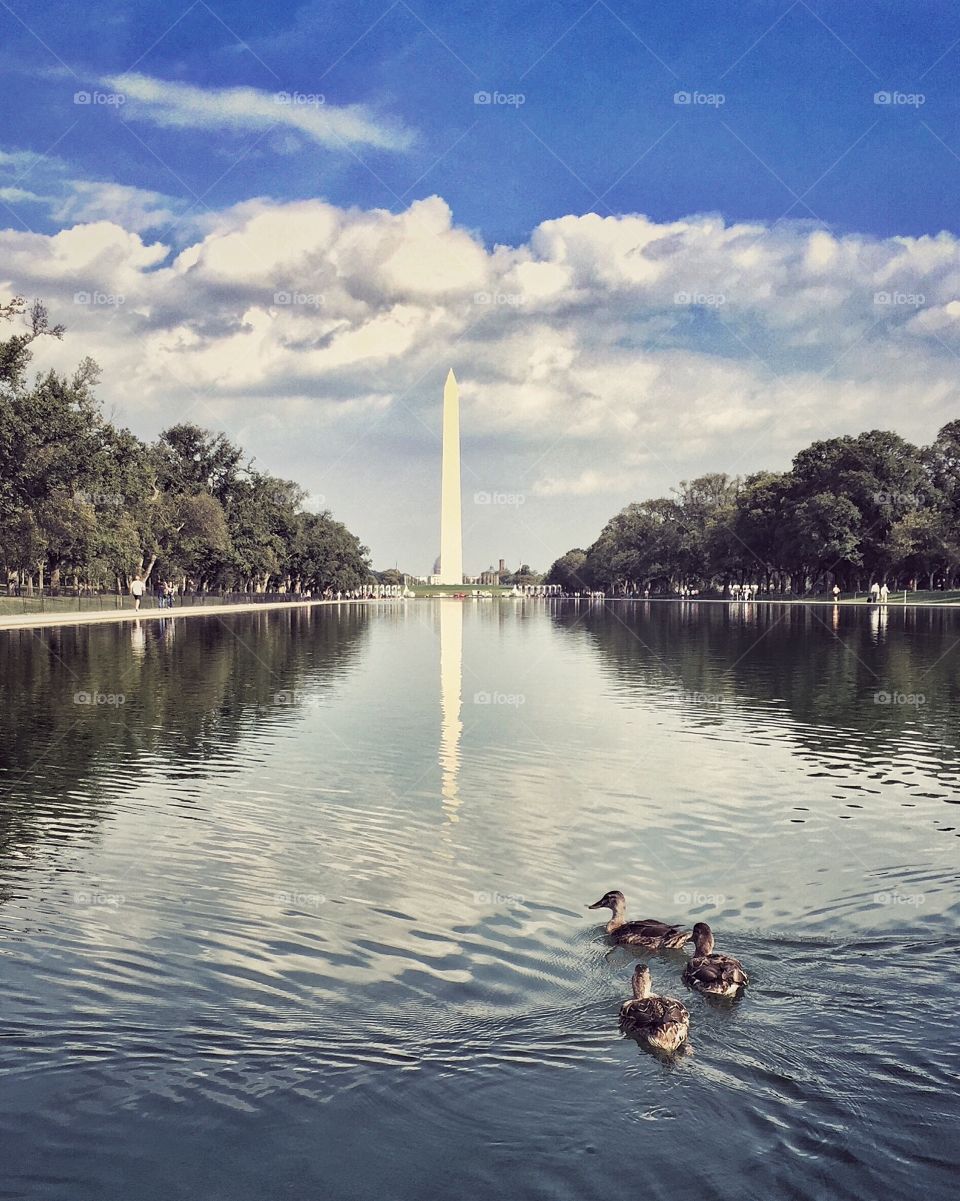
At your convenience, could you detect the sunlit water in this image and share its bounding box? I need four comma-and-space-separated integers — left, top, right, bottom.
1, 599, 957, 1200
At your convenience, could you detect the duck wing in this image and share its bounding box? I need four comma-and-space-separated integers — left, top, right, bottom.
619, 998, 663, 1031
619, 995, 689, 1030
684, 953, 748, 989
657, 996, 691, 1025
617, 919, 690, 943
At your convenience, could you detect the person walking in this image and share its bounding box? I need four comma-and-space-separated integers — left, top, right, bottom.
880, 582, 889, 604
869, 581, 880, 605
832, 583, 840, 602
130, 574, 145, 612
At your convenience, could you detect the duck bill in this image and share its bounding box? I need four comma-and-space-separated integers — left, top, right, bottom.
586, 899, 605, 910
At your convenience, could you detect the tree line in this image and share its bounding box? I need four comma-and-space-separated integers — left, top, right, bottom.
1, 298, 371, 594
547, 425, 960, 596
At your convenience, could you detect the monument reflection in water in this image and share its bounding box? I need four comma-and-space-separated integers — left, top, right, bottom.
438, 599, 463, 818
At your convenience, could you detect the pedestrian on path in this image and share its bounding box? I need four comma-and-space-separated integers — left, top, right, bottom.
130, 574, 145, 612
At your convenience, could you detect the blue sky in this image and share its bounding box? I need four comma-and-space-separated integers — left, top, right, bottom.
3, 1, 960, 572
3, 0, 959, 243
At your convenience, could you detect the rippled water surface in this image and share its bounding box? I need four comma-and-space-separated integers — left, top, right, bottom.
1, 599, 958, 1200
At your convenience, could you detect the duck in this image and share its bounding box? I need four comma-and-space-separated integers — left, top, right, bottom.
618, 964, 690, 1052
681, 922, 749, 997
587, 890, 692, 950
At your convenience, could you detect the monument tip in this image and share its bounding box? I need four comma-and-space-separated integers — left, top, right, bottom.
446, 367, 457, 384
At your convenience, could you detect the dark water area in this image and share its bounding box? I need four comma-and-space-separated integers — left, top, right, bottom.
0, 599, 957, 1200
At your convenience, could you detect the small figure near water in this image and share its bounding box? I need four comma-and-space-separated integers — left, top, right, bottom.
682, 922, 749, 997
619, 964, 690, 1052
587, 891, 692, 950
130, 574, 144, 612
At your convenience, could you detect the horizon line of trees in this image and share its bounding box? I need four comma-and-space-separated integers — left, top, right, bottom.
1, 297, 372, 595
547, 425, 960, 597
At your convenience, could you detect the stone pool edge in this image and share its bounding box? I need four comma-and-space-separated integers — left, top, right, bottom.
0, 598, 375, 631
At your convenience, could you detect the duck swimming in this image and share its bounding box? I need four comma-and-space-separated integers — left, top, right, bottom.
681, 922, 749, 997
619, 964, 690, 1052
587, 891, 692, 950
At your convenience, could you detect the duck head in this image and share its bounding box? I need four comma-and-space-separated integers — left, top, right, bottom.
587, 890, 626, 914
631, 963, 652, 999
691, 921, 715, 955
587, 890, 627, 932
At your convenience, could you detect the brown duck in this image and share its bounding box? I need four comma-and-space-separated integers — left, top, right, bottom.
682, 922, 749, 997
587, 890, 692, 950
619, 964, 690, 1052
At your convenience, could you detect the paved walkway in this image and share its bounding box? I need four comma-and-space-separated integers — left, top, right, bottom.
0, 597, 371, 632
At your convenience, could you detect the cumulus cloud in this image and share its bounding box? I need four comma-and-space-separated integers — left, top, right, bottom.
3, 193, 960, 568
102, 73, 415, 153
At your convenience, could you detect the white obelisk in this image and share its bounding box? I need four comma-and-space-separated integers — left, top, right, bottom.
439, 368, 463, 585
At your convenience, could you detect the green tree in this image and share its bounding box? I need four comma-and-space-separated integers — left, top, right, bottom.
0, 298, 371, 596
545, 548, 590, 592
585, 498, 684, 592
289, 512, 370, 592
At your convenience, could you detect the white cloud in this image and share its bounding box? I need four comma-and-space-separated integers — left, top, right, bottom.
0, 145, 186, 234
3, 194, 960, 569
532, 470, 634, 497
51, 180, 182, 233
102, 73, 415, 153
906, 300, 960, 337
0, 149, 46, 171
0, 186, 45, 204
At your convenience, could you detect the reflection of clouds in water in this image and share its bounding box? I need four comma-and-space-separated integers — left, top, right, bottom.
439, 601, 462, 821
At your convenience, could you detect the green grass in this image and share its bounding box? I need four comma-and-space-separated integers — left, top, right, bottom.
803, 589, 960, 605
869, 589, 960, 605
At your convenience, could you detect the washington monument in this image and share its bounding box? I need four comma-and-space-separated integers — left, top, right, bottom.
439, 368, 463, 585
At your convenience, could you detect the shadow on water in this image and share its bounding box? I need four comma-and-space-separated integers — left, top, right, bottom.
552, 599, 960, 801
551, 599, 960, 739
0, 606, 370, 875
